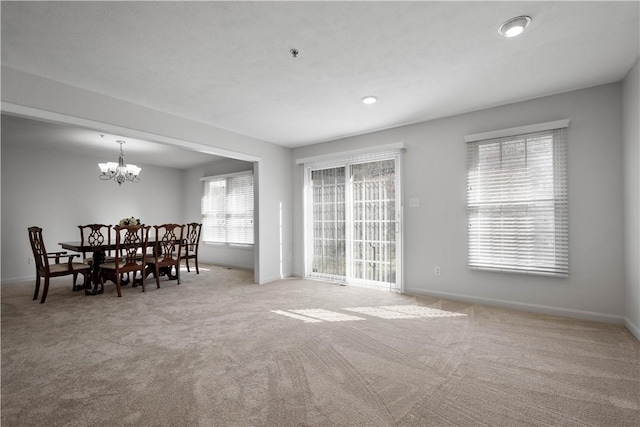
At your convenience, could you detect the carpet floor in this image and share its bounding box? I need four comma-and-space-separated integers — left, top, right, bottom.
2, 264, 639, 426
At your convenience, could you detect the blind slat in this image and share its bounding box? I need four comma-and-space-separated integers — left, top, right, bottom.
201, 172, 254, 245
467, 127, 568, 276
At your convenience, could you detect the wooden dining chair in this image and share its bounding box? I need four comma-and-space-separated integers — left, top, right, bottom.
183, 222, 202, 274
78, 223, 129, 285
78, 224, 114, 263
98, 224, 150, 297
28, 226, 91, 303
146, 223, 185, 288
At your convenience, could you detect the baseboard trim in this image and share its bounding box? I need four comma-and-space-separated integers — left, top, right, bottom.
205, 262, 254, 272
624, 317, 640, 340
404, 288, 626, 325
258, 274, 285, 284
1, 275, 33, 286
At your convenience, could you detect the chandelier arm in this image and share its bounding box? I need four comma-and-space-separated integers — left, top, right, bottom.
97, 139, 141, 185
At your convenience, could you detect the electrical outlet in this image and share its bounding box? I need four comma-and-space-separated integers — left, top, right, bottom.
27, 257, 33, 265
434, 266, 441, 276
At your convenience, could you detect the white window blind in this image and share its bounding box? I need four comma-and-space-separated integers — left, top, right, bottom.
467, 125, 568, 276
201, 171, 254, 245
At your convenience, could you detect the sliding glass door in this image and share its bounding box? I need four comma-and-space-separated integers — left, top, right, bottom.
351, 159, 397, 285
310, 167, 346, 280
305, 153, 401, 291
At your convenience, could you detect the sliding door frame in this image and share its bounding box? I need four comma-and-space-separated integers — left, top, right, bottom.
302, 149, 404, 292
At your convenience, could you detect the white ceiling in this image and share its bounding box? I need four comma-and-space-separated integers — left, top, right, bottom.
1, 1, 639, 156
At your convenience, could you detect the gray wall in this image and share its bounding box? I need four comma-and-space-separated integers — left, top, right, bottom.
0, 144, 258, 283
2, 67, 293, 284
1, 145, 183, 283
292, 84, 627, 324
623, 59, 640, 338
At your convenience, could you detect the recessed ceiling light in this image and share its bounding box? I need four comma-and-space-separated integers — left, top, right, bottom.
498, 16, 531, 38
362, 96, 377, 105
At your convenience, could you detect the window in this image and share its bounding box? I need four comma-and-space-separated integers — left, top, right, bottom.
466, 121, 568, 276
201, 171, 254, 245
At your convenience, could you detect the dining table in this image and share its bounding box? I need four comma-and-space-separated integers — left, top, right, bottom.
59, 238, 179, 295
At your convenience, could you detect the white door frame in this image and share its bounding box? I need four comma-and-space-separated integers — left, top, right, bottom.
301, 147, 404, 292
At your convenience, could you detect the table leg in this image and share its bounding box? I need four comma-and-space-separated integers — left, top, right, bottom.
85, 250, 105, 295
163, 266, 178, 280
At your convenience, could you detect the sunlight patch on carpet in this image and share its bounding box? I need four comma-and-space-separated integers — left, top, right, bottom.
179, 266, 211, 272
289, 309, 365, 322
344, 306, 418, 319
270, 310, 323, 323
378, 305, 467, 318
272, 305, 467, 323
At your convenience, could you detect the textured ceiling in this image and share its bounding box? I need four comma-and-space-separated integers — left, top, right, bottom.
1, 1, 639, 150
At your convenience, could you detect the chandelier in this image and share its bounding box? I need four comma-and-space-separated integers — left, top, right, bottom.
98, 140, 141, 185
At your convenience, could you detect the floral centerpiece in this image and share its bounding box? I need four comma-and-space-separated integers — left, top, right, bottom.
119, 216, 141, 226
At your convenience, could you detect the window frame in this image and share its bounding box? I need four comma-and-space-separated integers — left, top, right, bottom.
466, 120, 569, 277
200, 170, 254, 247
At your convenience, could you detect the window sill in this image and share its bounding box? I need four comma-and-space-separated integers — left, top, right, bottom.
203, 242, 254, 251
469, 266, 568, 278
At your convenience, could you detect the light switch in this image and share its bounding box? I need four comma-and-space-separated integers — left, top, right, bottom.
409, 197, 420, 208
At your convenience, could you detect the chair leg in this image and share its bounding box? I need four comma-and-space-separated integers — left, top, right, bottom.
185, 258, 190, 272
155, 265, 161, 289
82, 272, 89, 291
140, 269, 146, 292
72, 272, 78, 291
40, 277, 50, 304
176, 264, 181, 285
195, 258, 199, 274
115, 272, 122, 297
33, 273, 41, 300
97, 273, 105, 294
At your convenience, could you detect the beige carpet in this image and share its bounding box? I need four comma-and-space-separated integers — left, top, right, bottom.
2, 264, 639, 426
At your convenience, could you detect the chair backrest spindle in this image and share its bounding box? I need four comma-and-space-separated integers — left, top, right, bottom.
78, 224, 113, 259
185, 223, 202, 255
156, 224, 184, 262
115, 224, 149, 268
28, 226, 48, 273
